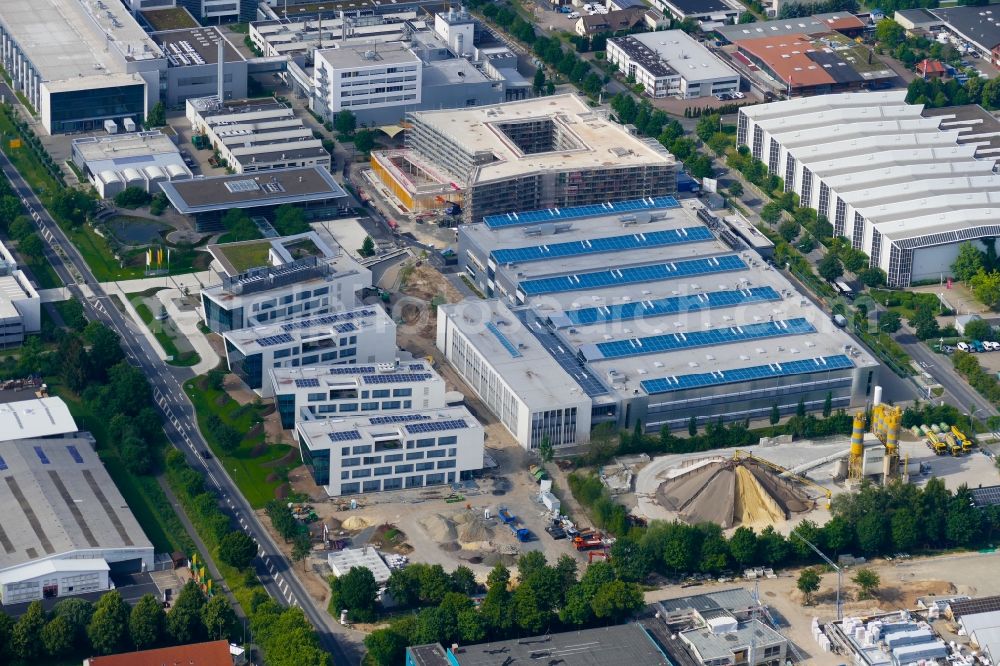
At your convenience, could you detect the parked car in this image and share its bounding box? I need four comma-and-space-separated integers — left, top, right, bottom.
984, 341, 1000, 351
733, 91, 745, 99
957, 341, 972, 352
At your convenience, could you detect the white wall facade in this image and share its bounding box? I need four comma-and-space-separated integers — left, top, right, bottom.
313, 48, 422, 116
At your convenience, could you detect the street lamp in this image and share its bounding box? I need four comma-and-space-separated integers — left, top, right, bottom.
965, 407, 983, 440
791, 530, 842, 621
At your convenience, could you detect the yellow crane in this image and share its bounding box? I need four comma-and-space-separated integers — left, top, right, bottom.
732, 450, 832, 502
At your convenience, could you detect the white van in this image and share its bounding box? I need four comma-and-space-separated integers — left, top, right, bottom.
984, 341, 1000, 351
957, 341, 972, 352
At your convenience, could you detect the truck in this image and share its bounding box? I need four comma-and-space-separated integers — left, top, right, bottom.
573, 533, 604, 551
498, 507, 515, 525
943, 434, 964, 456
834, 280, 854, 300
926, 432, 947, 455
952, 425, 974, 452
511, 526, 532, 542
832, 313, 848, 328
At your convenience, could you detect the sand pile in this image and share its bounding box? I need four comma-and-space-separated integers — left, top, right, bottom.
419, 514, 457, 541
342, 516, 369, 530
457, 515, 494, 543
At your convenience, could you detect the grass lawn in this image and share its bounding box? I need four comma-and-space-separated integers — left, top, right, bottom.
128, 290, 201, 367
26, 255, 62, 289
216, 240, 271, 271
183, 375, 296, 508
51, 381, 192, 554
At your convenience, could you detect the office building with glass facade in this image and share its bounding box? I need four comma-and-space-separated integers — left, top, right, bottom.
295, 406, 484, 496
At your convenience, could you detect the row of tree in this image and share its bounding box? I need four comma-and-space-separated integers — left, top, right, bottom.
361, 554, 644, 665
905, 75, 1000, 112
0, 582, 236, 663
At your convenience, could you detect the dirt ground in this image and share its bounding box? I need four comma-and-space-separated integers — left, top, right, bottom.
646, 550, 1000, 665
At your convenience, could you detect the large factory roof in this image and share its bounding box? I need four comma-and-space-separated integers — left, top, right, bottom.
151, 27, 244, 66
409, 94, 675, 184
159, 167, 346, 214
0, 438, 152, 572
0, 397, 78, 442
611, 30, 739, 82
0, 0, 161, 83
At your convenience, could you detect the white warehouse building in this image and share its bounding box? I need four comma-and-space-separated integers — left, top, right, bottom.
0, 438, 155, 605
607, 30, 740, 99
738, 91, 1000, 287
271, 360, 447, 429
294, 406, 484, 496
0, 239, 40, 348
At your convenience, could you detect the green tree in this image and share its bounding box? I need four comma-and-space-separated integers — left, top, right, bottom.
222, 208, 260, 242
545, 81, 556, 95
818, 254, 844, 282
590, 580, 643, 620
739, 10, 757, 22
822, 391, 833, 418
728, 181, 744, 198
971, 269, 1000, 308
533, 68, 546, 94
354, 130, 377, 154
538, 435, 554, 463
874, 18, 904, 47
982, 77, 1000, 110
796, 397, 807, 418
13, 601, 46, 660
609, 536, 650, 582
18, 233, 45, 263
41, 615, 76, 658
480, 564, 513, 635
330, 566, 378, 622
770, 403, 780, 425
202, 595, 237, 640
688, 415, 698, 436
859, 267, 886, 288
167, 581, 206, 644
761, 202, 783, 226
890, 508, 920, 552
880, 310, 902, 334
218, 531, 258, 570
910, 305, 941, 340
450, 565, 478, 595
852, 568, 880, 599
729, 526, 758, 566
797, 568, 821, 604
0, 612, 13, 663
53, 598, 94, 647
88, 591, 131, 655
359, 235, 376, 257
274, 204, 309, 235
146, 101, 166, 127
114, 186, 152, 209
335, 110, 357, 135
365, 628, 407, 666
129, 594, 165, 650
964, 318, 995, 342
952, 242, 985, 282
778, 220, 800, 243
458, 609, 486, 643
292, 531, 312, 570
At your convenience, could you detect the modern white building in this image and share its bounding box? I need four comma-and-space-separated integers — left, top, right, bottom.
271, 360, 447, 429
0, 397, 78, 442
202, 231, 372, 333
328, 547, 391, 584
737, 91, 1000, 287
186, 97, 330, 174
151, 27, 248, 107
176, 0, 257, 24
440, 196, 878, 449
607, 31, 740, 99
71, 131, 192, 198
0, 437, 155, 605
313, 43, 423, 117
223, 306, 397, 396
0, 240, 40, 347
294, 406, 484, 496
653, 0, 745, 25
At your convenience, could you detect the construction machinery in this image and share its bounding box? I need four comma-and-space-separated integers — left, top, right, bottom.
849, 402, 905, 485
732, 450, 832, 504
926, 431, 947, 456
573, 533, 604, 551
952, 425, 974, 452
498, 507, 515, 525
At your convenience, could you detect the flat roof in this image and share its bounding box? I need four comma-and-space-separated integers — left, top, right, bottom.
297, 405, 482, 449
716, 16, 827, 42
812, 12, 866, 30
207, 230, 341, 277
664, 0, 740, 17
0, 397, 77, 441
611, 31, 738, 82
449, 623, 671, 665
0, 274, 34, 320
0, 0, 161, 83
72, 131, 180, 162
327, 547, 391, 583
160, 167, 347, 214
894, 8, 939, 23
408, 644, 450, 666
738, 32, 892, 87
682, 619, 785, 661
140, 7, 200, 31
223, 305, 393, 354
152, 27, 244, 66
408, 94, 675, 185
84, 640, 232, 666
656, 588, 757, 615
930, 6, 1000, 50
316, 41, 420, 68
0, 438, 152, 572
271, 359, 440, 391
923, 104, 1000, 161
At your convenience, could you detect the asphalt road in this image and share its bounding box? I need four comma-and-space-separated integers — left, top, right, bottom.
0, 129, 355, 663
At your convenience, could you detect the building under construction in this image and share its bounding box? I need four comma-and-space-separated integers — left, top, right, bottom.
655, 455, 816, 530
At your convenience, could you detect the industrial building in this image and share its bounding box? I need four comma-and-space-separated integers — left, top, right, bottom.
893, 8, 942, 32
158, 166, 349, 231
371, 94, 677, 221
0, 0, 164, 134
929, 5, 1000, 67
829, 613, 951, 666
271, 359, 446, 428
328, 547, 391, 584
652, 0, 744, 26
175, 0, 257, 24
0, 437, 155, 605
0, 397, 78, 442
294, 405, 484, 496
0, 239, 40, 347
407, 624, 671, 665
71, 131, 192, 198
607, 30, 740, 99
186, 98, 330, 174
440, 196, 877, 449
84, 640, 234, 666
222, 305, 398, 396
737, 91, 1000, 286
150, 27, 248, 107
201, 231, 371, 333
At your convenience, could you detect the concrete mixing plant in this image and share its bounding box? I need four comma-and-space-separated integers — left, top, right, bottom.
846, 401, 906, 487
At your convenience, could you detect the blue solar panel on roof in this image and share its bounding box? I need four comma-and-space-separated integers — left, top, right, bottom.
404, 419, 468, 434
515, 309, 609, 397
594, 317, 815, 359
641, 355, 854, 395
328, 366, 376, 374
369, 414, 431, 425
486, 322, 522, 358
518, 254, 747, 296
295, 378, 321, 388
66, 445, 84, 464
561, 287, 781, 327
328, 430, 362, 442
334, 322, 357, 334
483, 197, 680, 228
0, 455, 6, 471
280, 310, 377, 331
34, 446, 50, 465
256, 333, 294, 347
362, 373, 433, 384
491, 227, 712, 266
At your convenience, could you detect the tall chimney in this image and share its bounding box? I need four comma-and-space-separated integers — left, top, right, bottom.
217, 37, 224, 102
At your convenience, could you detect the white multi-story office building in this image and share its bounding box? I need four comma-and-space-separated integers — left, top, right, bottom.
607, 31, 740, 99
271, 360, 447, 429
223, 306, 397, 396
202, 232, 371, 334
737, 92, 1000, 287
294, 406, 484, 496
313, 43, 423, 117
0, 239, 39, 348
